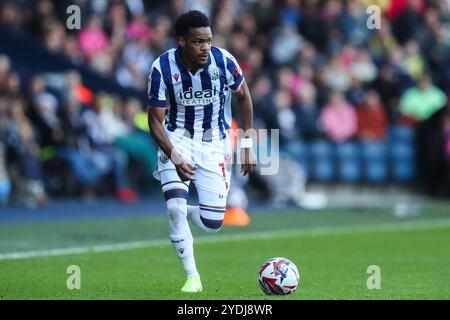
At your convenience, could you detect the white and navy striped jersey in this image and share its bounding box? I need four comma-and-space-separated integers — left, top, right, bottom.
147, 46, 244, 141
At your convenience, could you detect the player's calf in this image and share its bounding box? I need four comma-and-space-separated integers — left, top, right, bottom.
163, 183, 193, 258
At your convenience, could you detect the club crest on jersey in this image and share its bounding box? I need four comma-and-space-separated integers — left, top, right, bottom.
159, 153, 169, 164
208, 67, 220, 81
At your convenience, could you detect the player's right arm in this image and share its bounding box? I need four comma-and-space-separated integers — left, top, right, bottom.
147, 108, 196, 181
147, 61, 196, 181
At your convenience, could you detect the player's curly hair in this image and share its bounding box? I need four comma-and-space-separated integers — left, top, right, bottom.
175, 10, 210, 38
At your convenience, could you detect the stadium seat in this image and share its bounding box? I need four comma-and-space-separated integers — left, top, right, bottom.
392, 161, 416, 182
390, 143, 415, 160
336, 142, 362, 183
388, 125, 417, 183
389, 125, 415, 143
390, 142, 416, 182
284, 141, 310, 179
361, 141, 388, 183
310, 140, 335, 182
313, 159, 335, 182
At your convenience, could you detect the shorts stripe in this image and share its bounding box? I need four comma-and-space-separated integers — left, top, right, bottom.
161, 181, 189, 189
200, 216, 223, 229
163, 189, 188, 201
199, 207, 226, 214
199, 203, 226, 210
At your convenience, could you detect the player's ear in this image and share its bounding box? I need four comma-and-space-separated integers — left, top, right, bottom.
177, 36, 185, 48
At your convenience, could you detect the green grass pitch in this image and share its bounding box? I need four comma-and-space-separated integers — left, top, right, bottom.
1, 204, 450, 299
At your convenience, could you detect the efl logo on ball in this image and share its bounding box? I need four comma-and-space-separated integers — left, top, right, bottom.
258, 257, 299, 295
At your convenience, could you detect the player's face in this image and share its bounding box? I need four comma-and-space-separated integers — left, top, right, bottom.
179, 27, 212, 67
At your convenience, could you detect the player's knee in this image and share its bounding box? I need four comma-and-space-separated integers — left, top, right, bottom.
166, 198, 187, 221
200, 216, 223, 233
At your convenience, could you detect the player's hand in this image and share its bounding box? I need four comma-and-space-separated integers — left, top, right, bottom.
176, 162, 197, 181
171, 151, 196, 181
240, 147, 256, 176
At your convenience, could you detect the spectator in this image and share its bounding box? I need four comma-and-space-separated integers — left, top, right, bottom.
291, 63, 314, 101
0, 1, 23, 32
104, 1, 128, 47
65, 71, 94, 106
313, 66, 333, 110
416, 106, 449, 196
28, 0, 57, 39
30, 92, 62, 146
43, 20, 66, 53
0, 141, 11, 206
57, 95, 106, 201
4, 72, 21, 99
367, 17, 398, 63
117, 38, 153, 89
127, 14, 153, 41
81, 93, 137, 203
372, 63, 403, 122
78, 15, 109, 61
274, 88, 299, 146
0, 55, 12, 94
5, 98, 49, 207
399, 74, 447, 123
251, 74, 277, 130
277, 67, 295, 92
444, 111, 450, 174
296, 82, 320, 141
320, 91, 357, 143
325, 53, 352, 92
270, 25, 303, 66
340, 0, 369, 46
298, 1, 329, 52
356, 90, 388, 140
114, 98, 158, 178
63, 35, 84, 66
346, 77, 366, 107
351, 49, 377, 84
402, 40, 425, 80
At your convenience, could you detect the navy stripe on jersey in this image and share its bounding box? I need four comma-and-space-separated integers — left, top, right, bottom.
210, 47, 226, 139
148, 68, 166, 107
200, 66, 213, 142
175, 48, 195, 138
160, 52, 177, 132
226, 57, 244, 91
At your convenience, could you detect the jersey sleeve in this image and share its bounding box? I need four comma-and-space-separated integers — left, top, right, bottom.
147, 60, 167, 108
223, 51, 244, 92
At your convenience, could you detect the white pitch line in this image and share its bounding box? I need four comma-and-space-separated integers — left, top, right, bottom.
1, 219, 450, 261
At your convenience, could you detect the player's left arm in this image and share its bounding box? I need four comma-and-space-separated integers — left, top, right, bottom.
234, 80, 256, 176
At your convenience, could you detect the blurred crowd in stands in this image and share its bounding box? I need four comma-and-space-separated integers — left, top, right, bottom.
0, 0, 449, 207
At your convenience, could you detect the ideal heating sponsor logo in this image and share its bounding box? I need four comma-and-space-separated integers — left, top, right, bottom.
176, 87, 219, 106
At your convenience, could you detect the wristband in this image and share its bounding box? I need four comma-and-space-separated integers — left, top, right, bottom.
240, 137, 253, 149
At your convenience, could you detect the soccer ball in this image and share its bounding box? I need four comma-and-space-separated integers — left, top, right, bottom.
258, 257, 300, 295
